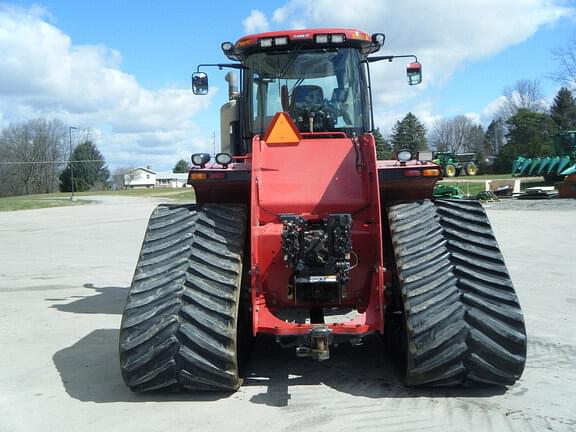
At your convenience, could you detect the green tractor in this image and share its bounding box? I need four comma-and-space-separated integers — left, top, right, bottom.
512, 130, 576, 182
433, 151, 479, 177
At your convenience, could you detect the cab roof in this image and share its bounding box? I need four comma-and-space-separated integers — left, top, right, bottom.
229, 28, 380, 59
237, 28, 371, 45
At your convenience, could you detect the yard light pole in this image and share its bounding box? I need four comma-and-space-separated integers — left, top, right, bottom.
69, 126, 78, 201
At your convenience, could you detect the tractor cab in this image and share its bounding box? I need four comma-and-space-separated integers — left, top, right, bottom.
247, 47, 367, 136
192, 29, 421, 155
554, 130, 576, 155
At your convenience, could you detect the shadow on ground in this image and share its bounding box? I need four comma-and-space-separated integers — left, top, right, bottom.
52, 328, 232, 403
52, 283, 230, 402
53, 328, 505, 404
49, 283, 128, 314
245, 335, 507, 407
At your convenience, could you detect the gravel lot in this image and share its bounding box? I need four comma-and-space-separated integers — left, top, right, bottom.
0, 196, 575, 432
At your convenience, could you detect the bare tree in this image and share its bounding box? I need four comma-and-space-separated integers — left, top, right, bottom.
111, 167, 136, 189
499, 79, 546, 119
430, 115, 478, 154
39, 119, 67, 193
550, 34, 576, 89
0, 119, 67, 197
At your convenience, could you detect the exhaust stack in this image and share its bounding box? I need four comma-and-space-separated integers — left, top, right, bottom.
225, 72, 239, 100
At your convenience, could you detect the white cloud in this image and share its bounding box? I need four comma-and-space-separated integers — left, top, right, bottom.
243, 9, 269, 34
246, 0, 573, 127
374, 107, 443, 137
481, 96, 508, 121
464, 112, 482, 125
268, 0, 570, 63
0, 5, 214, 171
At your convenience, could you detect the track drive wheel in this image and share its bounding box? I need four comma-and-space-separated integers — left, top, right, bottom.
119, 204, 248, 392
386, 200, 526, 387
444, 163, 457, 177
465, 162, 478, 176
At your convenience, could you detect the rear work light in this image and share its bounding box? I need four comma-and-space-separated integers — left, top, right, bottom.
314, 34, 346, 44
315, 34, 329, 44
221, 41, 240, 61
221, 42, 234, 52
191, 153, 211, 168
274, 36, 288, 46
331, 33, 346, 43
396, 149, 412, 163
259, 38, 273, 48
259, 36, 289, 48
215, 152, 233, 167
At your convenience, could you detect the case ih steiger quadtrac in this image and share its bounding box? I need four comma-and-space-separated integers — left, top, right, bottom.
119, 28, 527, 391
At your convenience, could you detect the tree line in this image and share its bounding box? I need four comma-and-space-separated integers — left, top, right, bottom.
0, 119, 109, 197
375, 37, 576, 171
375, 84, 576, 173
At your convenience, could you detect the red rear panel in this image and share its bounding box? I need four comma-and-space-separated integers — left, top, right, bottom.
250, 133, 385, 336
255, 138, 369, 218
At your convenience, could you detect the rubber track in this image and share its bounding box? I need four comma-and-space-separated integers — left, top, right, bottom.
435, 199, 526, 386
119, 204, 246, 392
387, 199, 526, 387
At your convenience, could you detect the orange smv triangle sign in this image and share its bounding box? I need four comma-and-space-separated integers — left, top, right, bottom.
263, 112, 302, 145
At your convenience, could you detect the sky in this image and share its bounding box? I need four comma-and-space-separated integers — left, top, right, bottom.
0, 0, 575, 171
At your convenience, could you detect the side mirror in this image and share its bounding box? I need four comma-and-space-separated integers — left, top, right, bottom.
192, 72, 209, 95
406, 62, 422, 86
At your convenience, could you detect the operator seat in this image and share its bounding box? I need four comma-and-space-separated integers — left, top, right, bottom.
290, 85, 324, 110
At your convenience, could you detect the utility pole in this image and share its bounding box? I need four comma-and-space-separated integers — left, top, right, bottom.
69, 126, 78, 201
212, 131, 216, 155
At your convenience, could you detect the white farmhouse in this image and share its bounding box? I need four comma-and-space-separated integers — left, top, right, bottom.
122, 167, 156, 189
156, 172, 190, 188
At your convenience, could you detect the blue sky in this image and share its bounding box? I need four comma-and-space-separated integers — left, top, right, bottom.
1, 1, 575, 171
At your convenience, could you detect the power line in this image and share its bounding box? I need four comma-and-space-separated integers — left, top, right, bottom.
0, 160, 104, 165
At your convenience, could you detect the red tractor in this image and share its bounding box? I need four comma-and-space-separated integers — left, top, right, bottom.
119, 29, 526, 391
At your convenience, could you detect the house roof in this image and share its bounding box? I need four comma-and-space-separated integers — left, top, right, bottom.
125, 167, 156, 175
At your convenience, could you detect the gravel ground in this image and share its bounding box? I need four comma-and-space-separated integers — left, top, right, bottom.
0, 196, 575, 432
484, 197, 576, 211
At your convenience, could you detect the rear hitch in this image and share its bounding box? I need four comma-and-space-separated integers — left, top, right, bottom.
295, 325, 333, 361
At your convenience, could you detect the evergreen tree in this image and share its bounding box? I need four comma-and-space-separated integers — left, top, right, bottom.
506, 109, 556, 156
468, 124, 485, 152
497, 109, 556, 171
550, 87, 576, 130
467, 124, 486, 167
483, 118, 505, 157
390, 112, 428, 154
59, 141, 110, 192
373, 127, 392, 160
173, 159, 191, 173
